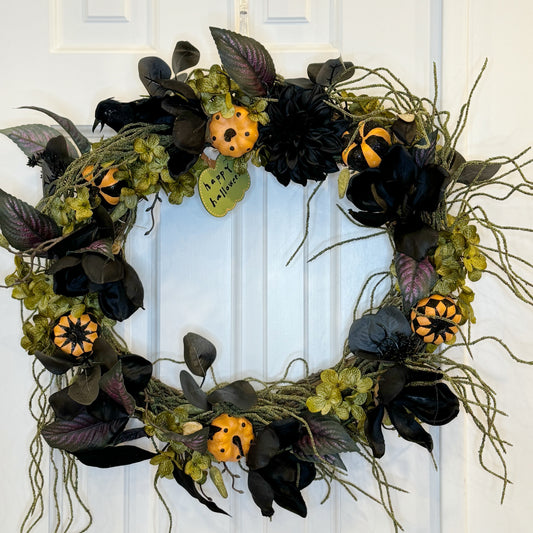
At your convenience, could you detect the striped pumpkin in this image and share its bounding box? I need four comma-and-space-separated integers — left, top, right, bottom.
342, 121, 391, 171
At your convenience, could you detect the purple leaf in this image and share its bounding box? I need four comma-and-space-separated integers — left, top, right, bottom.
294, 414, 358, 457
41, 412, 127, 452
0, 188, 61, 252
395, 253, 437, 310
210, 27, 276, 96
159, 427, 210, 453
413, 130, 438, 168
100, 361, 136, 415
0, 124, 76, 157
19, 106, 90, 155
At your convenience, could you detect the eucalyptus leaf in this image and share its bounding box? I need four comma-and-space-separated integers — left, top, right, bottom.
138, 56, 172, 97
67, 366, 102, 406
172, 41, 201, 74
183, 332, 216, 377
179, 370, 209, 410
207, 380, 257, 410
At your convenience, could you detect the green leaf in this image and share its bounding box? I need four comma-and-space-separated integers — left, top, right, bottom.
209, 466, 228, 498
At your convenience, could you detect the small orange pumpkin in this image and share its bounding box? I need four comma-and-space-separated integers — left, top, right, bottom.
82, 165, 122, 206
207, 413, 254, 462
410, 295, 462, 345
342, 121, 391, 171
52, 312, 100, 358
209, 106, 259, 157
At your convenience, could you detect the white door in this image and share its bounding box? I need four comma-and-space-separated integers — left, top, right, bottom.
1, 1, 532, 532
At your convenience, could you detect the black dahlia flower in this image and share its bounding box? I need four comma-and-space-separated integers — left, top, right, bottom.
365, 365, 460, 458
348, 306, 422, 362
259, 84, 346, 186
346, 144, 448, 259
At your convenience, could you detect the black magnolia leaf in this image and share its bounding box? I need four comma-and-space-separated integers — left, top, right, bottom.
138, 56, 172, 97
180, 370, 209, 410
73, 445, 156, 468
246, 426, 280, 470
172, 41, 200, 74
393, 222, 439, 261
457, 159, 501, 184
112, 427, 148, 445
67, 365, 102, 406
183, 332, 216, 378
42, 412, 127, 452
395, 253, 437, 310
210, 27, 276, 96
19, 106, 90, 154
295, 414, 358, 457
120, 354, 153, 396
173, 467, 230, 515
207, 380, 257, 410
248, 470, 275, 517
34, 349, 74, 375
100, 361, 136, 416
0, 188, 61, 252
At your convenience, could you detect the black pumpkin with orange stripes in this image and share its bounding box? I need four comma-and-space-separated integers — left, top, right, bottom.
342, 121, 392, 172
52, 312, 101, 358
410, 295, 462, 345
82, 165, 123, 207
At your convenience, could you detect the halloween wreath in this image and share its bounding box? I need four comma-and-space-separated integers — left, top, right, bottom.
1, 27, 532, 532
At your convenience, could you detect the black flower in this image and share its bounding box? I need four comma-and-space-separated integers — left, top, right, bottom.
259, 84, 346, 186
247, 418, 316, 517
47, 209, 144, 322
365, 365, 460, 458
348, 306, 422, 362
346, 144, 448, 258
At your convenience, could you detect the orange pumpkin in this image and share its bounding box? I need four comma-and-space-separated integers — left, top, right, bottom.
52, 312, 100, 358
209, 106, 259, 157
410, 295, 462, 345
207, 414, 254, 462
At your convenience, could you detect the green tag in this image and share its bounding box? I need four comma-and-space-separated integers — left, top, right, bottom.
199, 156, 250, 217
338, 168, 351, 199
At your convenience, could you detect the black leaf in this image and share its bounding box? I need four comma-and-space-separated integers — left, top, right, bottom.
207, 380, 257, 410
183, 332, 216, 378
73, 445, 155, 468
180, 370, 209, 410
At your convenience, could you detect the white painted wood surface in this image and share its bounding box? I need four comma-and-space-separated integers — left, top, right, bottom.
0, 1, 532, 532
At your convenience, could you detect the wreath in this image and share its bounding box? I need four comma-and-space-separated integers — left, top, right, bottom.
1, 27, 532, 532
